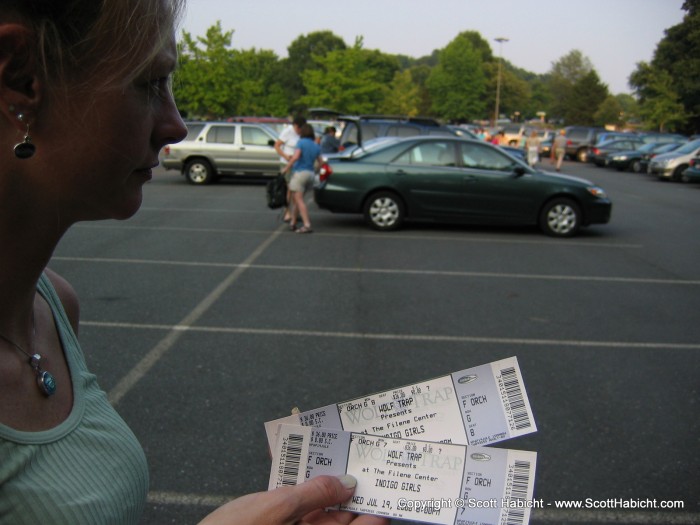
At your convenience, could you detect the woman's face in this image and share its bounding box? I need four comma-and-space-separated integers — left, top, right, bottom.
38, 37, 187, 224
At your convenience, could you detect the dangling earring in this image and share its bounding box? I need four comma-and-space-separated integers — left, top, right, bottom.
14, 114, 36, 159
12, 108, 36, 159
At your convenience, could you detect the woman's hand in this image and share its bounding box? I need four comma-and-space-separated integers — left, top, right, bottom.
198, 475, 389, 525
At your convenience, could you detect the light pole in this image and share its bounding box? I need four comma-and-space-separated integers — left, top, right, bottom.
493, 37, 509, 127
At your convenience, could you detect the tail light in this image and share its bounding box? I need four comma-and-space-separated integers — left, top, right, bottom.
319, 163, 333, 182
591, 148, 600, 155
690, 158, 697, 167
163, 146, 171, 155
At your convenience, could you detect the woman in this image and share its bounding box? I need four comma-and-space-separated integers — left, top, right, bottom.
282, 123, 322, 233
0, 2, 385, 524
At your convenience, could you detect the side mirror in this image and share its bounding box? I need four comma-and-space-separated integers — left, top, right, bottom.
513, 166, 528, 177
268, 139, 275, 147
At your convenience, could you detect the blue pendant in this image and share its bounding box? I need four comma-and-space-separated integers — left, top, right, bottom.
37, 370, 57, 397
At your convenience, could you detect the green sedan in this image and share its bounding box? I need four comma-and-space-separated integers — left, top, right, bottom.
314, 136, 612, 237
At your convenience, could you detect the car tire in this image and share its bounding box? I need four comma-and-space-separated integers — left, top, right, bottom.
671, 164, 687, 182
631, 160, 642, 173
184, 159, 215, 185
363, 191, 405, 231
576, 149, 588, 163
539, 198, 581, 237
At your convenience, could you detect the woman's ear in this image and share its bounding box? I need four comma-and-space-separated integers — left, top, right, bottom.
0, 24, 42, 130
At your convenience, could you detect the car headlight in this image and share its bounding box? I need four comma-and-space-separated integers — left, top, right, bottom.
587, 186, 607, 199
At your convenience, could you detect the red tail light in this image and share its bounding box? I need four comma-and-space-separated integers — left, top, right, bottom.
592, 148, 599, 155
163, 146, 171, 155
319, 163, 333, 182
690, 158, 697, 167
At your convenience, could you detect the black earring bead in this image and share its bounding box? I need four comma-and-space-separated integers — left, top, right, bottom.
14, 138, 36, 159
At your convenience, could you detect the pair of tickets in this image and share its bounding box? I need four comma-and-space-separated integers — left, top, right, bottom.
266, 356, 538, 525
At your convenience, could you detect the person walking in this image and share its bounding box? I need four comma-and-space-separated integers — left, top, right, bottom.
552, 129, 567, 171
0, 3, 386, 525
282, 124, 322, 233
274, 115, 306, 222
525, 130, 541, 167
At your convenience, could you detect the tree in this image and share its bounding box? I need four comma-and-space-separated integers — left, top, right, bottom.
299, 42, 386, 114
630, 63, 686, 132
378, 70, 421, 116
281, 31, 347, 111
426, 33, 488, 121
566, 70, 609, 125
229, 49, 287, 116
547, 50, 594, 122
174, 21, 237, 118
630, 0, 700, 132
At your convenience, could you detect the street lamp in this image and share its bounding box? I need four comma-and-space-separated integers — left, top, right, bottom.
493, 37, 509, 127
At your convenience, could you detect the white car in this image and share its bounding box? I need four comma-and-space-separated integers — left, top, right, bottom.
648, 138, 700, 181
161, 121, 280, 185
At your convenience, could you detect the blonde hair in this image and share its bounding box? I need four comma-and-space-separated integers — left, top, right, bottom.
2, 0, 185, 92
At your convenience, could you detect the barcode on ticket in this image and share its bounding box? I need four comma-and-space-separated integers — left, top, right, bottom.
265, 356, 536, 450
269, 424, 537, 525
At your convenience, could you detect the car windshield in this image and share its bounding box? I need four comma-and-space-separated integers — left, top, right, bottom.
676, 139, 700, 154
637, 142, 661, 153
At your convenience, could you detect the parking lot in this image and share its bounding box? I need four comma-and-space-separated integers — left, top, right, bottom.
49, 159, 700, 525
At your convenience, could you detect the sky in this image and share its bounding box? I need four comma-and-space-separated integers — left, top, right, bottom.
181, 0, 686, 96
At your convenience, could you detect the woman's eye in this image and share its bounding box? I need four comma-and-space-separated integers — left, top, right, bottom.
147, 76, 171, 97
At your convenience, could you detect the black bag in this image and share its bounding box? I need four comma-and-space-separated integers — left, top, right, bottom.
266, 174, 288, 209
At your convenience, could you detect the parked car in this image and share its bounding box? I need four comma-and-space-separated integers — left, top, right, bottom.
589, 138, 646, 167
648, 139, 700, 181
313, 136, 611, 237
639, 132, 687, 144
681, 155, 700, 183
595, 131, 635, 144
607, 142, 682, 172
538, 136, 553, 158
338, 115, 457, 150
637, 142, 684, 174
563, 126, 607, 162
161, 121, 280, 185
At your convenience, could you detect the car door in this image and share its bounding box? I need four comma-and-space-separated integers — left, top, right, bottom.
202, 124, 238, 174
237, 125, 279, 174
386, 140, 466, 217
457, 142, 539, 222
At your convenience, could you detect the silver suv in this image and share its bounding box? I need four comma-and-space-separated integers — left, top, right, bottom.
649, 138, 700, 181
161, 121, 280, 184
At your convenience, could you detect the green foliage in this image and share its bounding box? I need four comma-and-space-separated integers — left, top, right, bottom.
426, 33, 487, 121
174, 22, 237, 118
298, 45, 387, 114
630, 1, 700, 132
378, 70, 421, 116
173, 21, 663, 127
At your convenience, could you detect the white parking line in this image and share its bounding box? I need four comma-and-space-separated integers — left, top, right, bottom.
104, 225, 287, 406
81, 321, 700, 351
52, 256, 700, 286
72, 222, 642, 248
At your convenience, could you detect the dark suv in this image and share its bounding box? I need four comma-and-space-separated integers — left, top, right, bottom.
563, 126, 606, 162
338, 115, 457, 149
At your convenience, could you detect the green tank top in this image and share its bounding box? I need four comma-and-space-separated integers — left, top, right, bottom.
0, 274, 149, 524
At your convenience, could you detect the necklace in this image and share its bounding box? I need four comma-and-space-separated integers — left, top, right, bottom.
0, 330, 57, 397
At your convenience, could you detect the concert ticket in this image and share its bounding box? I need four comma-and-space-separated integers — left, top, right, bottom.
268, 423, 537, 525
265, 357, 536, 450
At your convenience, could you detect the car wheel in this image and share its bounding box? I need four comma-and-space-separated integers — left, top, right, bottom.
576, 149, 588, 162
363, 191, 405, 231
631, 160, 642, 173
671, 164, 688, 182
184, 159, 214, 185
539, 198, 581, 237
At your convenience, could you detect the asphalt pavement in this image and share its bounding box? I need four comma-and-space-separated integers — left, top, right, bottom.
49, 158, 700, 525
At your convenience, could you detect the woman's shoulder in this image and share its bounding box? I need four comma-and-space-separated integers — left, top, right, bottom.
44, 268, 80, 334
